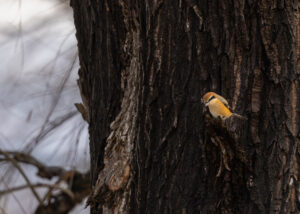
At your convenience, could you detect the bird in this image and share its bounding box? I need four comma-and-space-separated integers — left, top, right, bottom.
202, 92, 247, 120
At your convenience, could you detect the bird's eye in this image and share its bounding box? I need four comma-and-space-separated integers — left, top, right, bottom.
208, 96, 215, 102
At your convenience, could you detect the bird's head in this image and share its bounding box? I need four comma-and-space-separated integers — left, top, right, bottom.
202, 92, 216, 106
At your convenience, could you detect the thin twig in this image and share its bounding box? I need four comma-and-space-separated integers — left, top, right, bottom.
0, 183, 74, 199
0, 149, 43, 204
0, 150, 65, 179
1, 179, 28, 214
24, 53, 78, 153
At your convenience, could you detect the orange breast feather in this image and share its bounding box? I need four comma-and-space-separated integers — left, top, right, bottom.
208, 98, 232, 118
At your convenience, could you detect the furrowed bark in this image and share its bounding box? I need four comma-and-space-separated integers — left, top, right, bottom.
87, 2, 142, 212
71, 0, 300, 213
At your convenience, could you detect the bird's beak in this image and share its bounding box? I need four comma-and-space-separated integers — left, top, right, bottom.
205, 102, 209, 107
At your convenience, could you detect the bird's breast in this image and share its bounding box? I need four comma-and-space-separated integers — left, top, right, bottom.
208, 99, 232, 118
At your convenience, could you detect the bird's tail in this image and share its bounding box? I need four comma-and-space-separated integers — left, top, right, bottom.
231, 113, 247, 120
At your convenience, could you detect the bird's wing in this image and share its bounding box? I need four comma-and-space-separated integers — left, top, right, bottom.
214, 94, 230, 108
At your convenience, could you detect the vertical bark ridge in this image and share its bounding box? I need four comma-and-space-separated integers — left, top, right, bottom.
231, 0, 246, 110
298, 10, 300, 69
71, 0, 127, 213
86, 1, 143, 213
256, 1, 300, 213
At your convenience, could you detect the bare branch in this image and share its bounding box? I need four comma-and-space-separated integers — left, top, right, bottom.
1, 179, 29, 214
0, 150, 65, 179
0, 183, 74, 199
0, 149, 43, 204
0, 149, 90, 214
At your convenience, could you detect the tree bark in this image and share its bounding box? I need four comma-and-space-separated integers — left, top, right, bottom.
71, 0, 300, 213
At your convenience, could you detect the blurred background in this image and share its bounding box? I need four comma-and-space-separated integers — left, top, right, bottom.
0, 0, 90, 213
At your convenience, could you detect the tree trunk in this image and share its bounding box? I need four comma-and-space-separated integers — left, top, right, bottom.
70, 0, 300, 213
